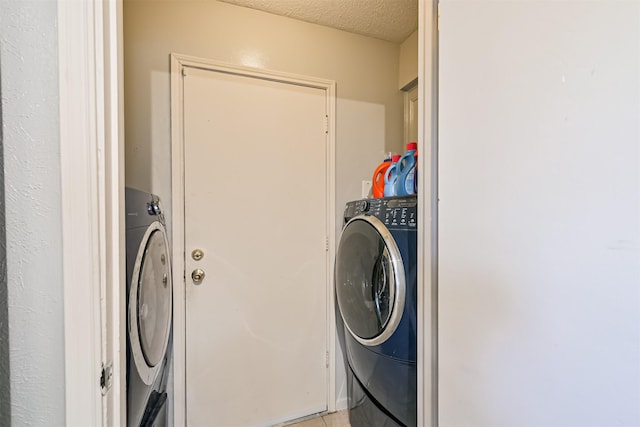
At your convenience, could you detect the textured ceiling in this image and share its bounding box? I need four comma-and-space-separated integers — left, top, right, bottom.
216, 0, 418, 43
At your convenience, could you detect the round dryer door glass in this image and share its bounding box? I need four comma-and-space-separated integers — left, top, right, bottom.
137, 229, 172, 367
336, 217, 404, 342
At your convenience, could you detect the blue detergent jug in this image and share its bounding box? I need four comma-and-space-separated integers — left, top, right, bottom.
383, 154, 402, 197
395, 142, 418, 195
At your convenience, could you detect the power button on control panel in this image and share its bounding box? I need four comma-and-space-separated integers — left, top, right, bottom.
356, 200, 369, 213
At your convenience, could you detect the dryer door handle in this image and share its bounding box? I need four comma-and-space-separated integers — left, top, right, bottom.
372, 250, 390, 330
373, 288, 384, 329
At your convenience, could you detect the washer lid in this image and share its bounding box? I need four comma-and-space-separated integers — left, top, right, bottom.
335, 215, 406, 347
129, 221, 172, 384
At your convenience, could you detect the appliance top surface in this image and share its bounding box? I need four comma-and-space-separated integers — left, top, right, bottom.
344, 195, 417, 230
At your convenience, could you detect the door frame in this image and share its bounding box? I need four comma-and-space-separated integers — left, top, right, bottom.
58, 0, 124, 425
58, 3, 435, 426
170, 53, 337, 426
417, 1, 439, 426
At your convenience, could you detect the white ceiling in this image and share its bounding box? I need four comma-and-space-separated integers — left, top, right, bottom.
216, 0, 418, 43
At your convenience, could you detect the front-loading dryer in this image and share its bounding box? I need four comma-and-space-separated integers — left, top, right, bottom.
126, 187, 173, 427
335, 195, 417, 427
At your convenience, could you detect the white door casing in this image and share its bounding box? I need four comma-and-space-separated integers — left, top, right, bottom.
58, 0, 124, 425
171, 54, 337, 427
417, 1, 438, 427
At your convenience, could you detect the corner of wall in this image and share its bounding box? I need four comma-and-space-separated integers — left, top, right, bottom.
398, 30, 419, 90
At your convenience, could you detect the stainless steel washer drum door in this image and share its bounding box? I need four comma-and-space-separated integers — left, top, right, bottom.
335, 215, 406, 346
129, 221, 173, 385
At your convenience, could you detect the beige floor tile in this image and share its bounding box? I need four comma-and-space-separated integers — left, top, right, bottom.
286, 416, 327, 427
322, 410, 350, 427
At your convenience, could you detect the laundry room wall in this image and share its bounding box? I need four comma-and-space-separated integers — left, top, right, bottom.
124, 0, 404, 407
399, 30, 418, 90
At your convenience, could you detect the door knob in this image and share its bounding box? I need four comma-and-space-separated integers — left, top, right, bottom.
191, 249, 204, 261
191, 269, 205, 284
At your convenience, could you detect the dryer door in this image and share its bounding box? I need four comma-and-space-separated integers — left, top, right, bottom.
335, 215, 405, 346
129, 221, 173, 385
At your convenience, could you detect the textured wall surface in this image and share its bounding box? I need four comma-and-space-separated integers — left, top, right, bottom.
0, 53, 11, 425
0, 1, 66, 425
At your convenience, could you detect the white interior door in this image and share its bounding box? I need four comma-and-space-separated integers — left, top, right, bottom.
182, 65, 329, 427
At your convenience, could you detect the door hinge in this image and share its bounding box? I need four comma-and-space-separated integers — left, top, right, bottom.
182, 67, 188, 77
325, 236, 329, 251
100, 362, 113, 395
324, 115, 329, 134
437, 2, 441, 32
326, 351, 329, 368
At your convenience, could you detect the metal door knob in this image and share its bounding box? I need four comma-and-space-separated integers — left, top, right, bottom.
192, 269, 205, 284
192, 249, 204, 261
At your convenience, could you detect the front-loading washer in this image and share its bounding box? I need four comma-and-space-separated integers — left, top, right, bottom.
335, 195, 418, 427
126, 187, 173, 427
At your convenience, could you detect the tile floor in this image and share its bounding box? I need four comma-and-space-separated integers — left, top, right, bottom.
285, 409, 350, 427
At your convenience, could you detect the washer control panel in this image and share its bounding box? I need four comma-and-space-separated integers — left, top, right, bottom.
344, 195, 417, 228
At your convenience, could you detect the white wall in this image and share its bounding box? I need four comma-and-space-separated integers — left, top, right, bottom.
399, 30, 418, 90
438, 1, 640, 426
0, 0, 66, 425
123, 0, 405, 407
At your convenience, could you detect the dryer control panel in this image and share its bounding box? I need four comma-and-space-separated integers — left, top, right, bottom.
344, 195, 417, 229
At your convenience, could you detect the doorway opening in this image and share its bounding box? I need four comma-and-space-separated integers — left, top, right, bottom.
121, 2, 427, 426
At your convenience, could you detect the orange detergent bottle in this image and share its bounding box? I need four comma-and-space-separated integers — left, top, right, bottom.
372, 155, 393, 198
